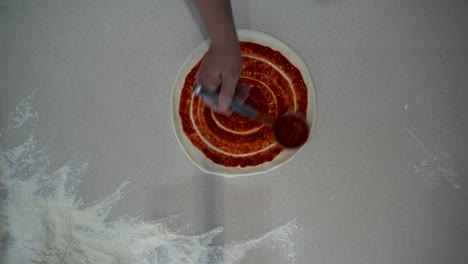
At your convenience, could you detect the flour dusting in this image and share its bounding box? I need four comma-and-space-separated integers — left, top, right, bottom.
7, 91, 38, 129
404, 128, 460, 189
403, 95, 461, 189
0, 93, 298, 263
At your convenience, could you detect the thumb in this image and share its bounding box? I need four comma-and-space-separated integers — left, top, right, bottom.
219, 76, 237, 112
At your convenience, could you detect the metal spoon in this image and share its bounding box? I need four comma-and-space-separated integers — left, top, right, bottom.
192, 83, 309, 148
192, 83, 263, 120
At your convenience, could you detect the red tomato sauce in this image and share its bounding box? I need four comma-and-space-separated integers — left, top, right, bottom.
179, 42, 308, 167
274, 113, 309, 148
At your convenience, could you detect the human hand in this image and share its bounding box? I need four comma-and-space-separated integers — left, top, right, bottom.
197, 40, 249, 115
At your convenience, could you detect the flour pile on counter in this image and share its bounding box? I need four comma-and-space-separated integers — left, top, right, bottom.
0, 93, 298, 264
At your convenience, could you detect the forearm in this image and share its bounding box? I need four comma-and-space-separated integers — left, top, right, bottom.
194, 0, 238, 46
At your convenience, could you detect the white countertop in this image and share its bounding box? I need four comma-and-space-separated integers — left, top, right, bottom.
1, 0, 467, 263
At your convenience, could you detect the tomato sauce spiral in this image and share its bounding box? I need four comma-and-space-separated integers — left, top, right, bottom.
178, 42, 308, 167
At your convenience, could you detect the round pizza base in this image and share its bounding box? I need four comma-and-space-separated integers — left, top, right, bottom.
171, 29, 317, 177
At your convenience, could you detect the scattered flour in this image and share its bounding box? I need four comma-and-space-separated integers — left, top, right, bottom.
404, 128, 460, 189
7, 92, 38, 129
0, 93, 298, 264
403, 95, 461, 189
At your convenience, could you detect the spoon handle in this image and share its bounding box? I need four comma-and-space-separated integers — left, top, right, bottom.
192, 84, 259, 119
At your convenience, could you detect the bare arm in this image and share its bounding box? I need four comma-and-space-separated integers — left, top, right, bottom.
194, 0, 238, 45
194, 0, 248, 115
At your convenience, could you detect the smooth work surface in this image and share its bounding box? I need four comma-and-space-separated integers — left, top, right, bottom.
1, 0, 467, 263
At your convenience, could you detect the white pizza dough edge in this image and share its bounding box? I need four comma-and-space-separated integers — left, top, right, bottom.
170, 29, 317, 177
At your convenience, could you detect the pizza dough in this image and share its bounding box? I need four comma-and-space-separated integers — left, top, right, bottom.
171, 30, 316, 177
